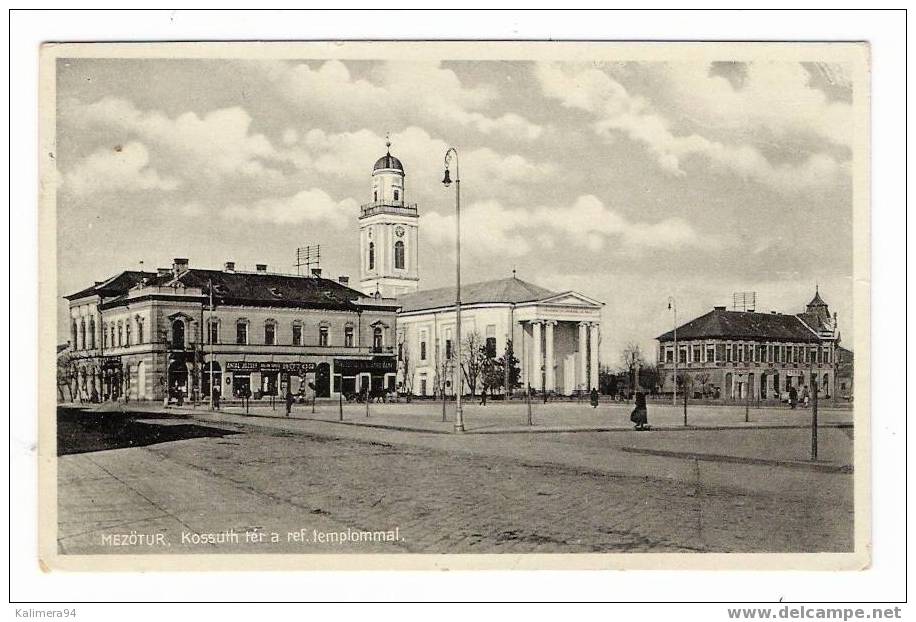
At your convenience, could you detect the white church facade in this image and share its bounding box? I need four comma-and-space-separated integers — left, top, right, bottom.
355, 142, 606, 396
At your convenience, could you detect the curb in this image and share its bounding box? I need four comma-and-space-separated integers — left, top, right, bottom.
619, 446, 853, 473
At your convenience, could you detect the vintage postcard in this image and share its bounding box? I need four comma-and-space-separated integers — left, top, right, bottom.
38, 41, 870, 571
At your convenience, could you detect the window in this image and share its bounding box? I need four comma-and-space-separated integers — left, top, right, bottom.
678, 347, 687, 364
79, 319, 86, 350
692, 345, 701, 362
446, 339, 453, 360
170, 320, 183, 349
398, 342, 403, 361
706, 346, 715, 362
292, 323, 302, 346
117, 322, 123, 347
236, 321, 248, 345
393, 189, 399, 201
208, 320, 219, 345
665, 348, 673, 363
319, 325, 329, 347
732, 344, 739, 362
344, 326, 354, 347
716, 343, 726, 362
373, 191, 378, 202
137, 320, 144, 344
110, 325, 115, 349
368, 242, 375, 270
373, 327, 383, 351
102, 323, 108, 348
486, 337, 497, 359
420, 339, 427, 361
264, 322, 276, 346
89, 317, 96, 349
71, 320, 78, 349
125, 322, 131, 346
394, 240, 405, 269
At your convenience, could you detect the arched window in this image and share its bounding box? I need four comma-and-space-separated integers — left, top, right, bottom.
394, 240, 405, 270
344, 325, 354, 348
368, 242, 375, 270
110, 324, 115, 349
171, 319, 185, 349
102, 322, 107, 349
117, 322, 123, 347
319, 325, 329, 347
125, 321, 131, 346
236, 319, 249, 345
71, 320, 78, 349
393, 189, 399, 201
137, 319, 144, 344
89, 317, 96, 349
373, 327, 383, 351
264, 320, 276, 346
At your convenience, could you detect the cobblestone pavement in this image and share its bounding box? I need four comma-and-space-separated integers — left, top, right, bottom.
58, 415, 853, 555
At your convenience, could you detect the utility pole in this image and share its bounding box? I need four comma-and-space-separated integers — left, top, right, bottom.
208, 279, 215, 410
526, 383, 532, 426
668, 297, 678, 407
811, 372, 819, 461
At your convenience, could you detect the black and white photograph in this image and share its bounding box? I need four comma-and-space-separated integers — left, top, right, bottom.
37, 39, 870, 572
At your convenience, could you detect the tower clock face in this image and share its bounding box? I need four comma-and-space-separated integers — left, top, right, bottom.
395, 226, 405, 238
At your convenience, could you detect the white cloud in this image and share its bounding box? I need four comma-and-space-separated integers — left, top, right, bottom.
535, 62, 846, 191
63, 141, 179, 196
266, 60, 543, 141
422, 194, 704, 258
222, 188, 356, 226
285, 125, 554, 189
65, 97, 282, 182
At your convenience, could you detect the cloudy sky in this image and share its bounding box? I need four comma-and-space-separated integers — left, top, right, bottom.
55, 56, 856, 365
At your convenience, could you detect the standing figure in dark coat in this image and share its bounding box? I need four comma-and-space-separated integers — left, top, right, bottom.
630, 391, 650, 430
789, 385, 798, 409
285, 390, 294, 417
589, 387, 599, 409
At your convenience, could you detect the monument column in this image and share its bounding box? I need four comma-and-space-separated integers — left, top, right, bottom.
544, 320, 556, 393
531, 321, 543, 391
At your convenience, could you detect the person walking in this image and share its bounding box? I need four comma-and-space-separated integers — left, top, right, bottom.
630, 390, 650, 430
789, 385, 798, 409
213, 385, 221, 410
589, 387, 599, 409
479, 384, 488, 406
285, 389, 294, 417
802, 386, 810, 408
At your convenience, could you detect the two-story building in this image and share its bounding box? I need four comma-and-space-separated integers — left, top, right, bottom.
64, 259, 399, 402
656, 290, 841, 400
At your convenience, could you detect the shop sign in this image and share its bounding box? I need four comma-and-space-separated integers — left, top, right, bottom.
334, 356, 396, 375
225, 361, 317, 373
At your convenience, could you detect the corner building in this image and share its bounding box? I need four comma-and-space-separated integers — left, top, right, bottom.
656, 291, 841, 400
65, 260, 399, 402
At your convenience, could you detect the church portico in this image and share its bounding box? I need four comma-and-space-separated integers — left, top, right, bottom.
519, 315, 601, 395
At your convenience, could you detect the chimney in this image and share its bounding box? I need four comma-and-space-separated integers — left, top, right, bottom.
311, 268, 322, 278
172, 257, 189, 277
713, 305, 726, 311
157, 268, 171, 277
338, 275, 349, 286
256, 264, 267, 273
224, 261, 235, 272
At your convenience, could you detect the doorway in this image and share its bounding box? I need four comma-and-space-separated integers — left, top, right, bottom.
315, 362, 331, 397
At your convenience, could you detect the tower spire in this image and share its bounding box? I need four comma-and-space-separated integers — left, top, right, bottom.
385, 132, 391, 153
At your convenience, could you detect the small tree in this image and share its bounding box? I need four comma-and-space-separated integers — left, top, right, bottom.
398, 334, 413, 402
460, 330, 484, 397
694, 372, 711, 398
620, 343, 644, 394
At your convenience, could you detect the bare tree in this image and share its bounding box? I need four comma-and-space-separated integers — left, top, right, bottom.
694, 372, 711, 398
460, 330, 484, 397
620, 342, 644, 392
397, 333, 413, 402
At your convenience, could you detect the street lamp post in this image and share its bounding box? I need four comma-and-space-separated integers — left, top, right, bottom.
668, 296, 678, 407
443, 147, 464, 433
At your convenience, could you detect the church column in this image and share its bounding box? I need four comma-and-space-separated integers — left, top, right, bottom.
578, 322, 588, 392
531, 321, 543, 391
544, 321, 556, 393
589, 322, 600, 390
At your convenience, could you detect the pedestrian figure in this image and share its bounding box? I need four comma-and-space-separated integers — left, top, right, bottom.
802, 386, 810, 408
213, 385, 221, 410
480, 386, 488, 406
176, 388, 184, 407
285, 390, 294, 417
590, 387, 599, 409
630, 391, 650, 430
789, 385, 798, 409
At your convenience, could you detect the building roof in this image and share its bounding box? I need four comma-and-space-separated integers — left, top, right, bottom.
657, 308, 822, 343
71, 266, 399, 313
397, 277, 556, 313
64, 270, 157, 301
373, 152, 404, 173
808, 289, 827, 308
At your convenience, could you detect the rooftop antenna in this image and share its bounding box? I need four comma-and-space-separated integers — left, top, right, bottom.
295, 244, 320, 276
732, 291, 757, 312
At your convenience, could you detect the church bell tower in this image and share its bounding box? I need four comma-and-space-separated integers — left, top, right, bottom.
359, 138, 420, 298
